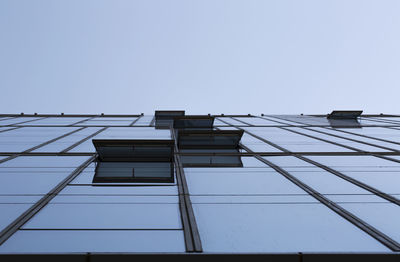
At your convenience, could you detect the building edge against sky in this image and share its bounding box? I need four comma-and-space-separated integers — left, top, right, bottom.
0, 111, 399, 261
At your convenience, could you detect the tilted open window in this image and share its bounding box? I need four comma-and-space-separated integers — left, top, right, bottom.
177, 130, 244, 167
92, 139, 175, 183
327, 110, 363, 119
155, 110, 185, 129
173, 116, 214, 129
327, 110, 362, 128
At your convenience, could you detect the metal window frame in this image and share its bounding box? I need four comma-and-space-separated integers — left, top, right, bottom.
92, 139, 175, 184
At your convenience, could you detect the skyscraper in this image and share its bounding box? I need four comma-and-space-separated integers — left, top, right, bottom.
0, 111, 399, 260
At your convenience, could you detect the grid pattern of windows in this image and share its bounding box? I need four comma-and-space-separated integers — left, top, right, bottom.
0, 113, 400, 259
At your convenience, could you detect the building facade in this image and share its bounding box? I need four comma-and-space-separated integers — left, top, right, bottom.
0, 112, 399, 260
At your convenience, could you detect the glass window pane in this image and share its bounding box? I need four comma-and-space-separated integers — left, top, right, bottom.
263, 116, 304, 126
193, 203, 389, 252
60, 185, 178, 195
0, 156, 91, 194
19, 117, 89, 126
23, 203, 182, 229
216, 117, 248, 126
234, 117, 284, 126
337, 202, 400, 243
240, 133, 282, 152
0, 204, 34, 231
33, 127, 103, 152
0, 230, 185, 253
0, 127, 81, 152
185, 167, 307, 195
244, 127, 354, 152
133, 116, 153, 126
287, 127, 389, 152
51, 195, 179, 204
70, 127, 171, 152
0, 117, 42, 126
310, 127, 400, 151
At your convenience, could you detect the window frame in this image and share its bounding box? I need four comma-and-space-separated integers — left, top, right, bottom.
92, 139, 175, 183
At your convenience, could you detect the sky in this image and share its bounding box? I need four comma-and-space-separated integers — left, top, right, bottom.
0, 0, 399, 115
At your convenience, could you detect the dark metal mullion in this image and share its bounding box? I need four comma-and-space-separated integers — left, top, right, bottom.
0, 127, 87, 164
220, 118, 400, 206
175, 159, 195, 252
129, 115, 143, 126
239, 143, 400, 251
0, 156, 95, 245
61, 127, 108, 153
170, 128, 202, 253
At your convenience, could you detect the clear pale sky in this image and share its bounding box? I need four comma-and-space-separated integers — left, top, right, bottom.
0, 0, 399, 115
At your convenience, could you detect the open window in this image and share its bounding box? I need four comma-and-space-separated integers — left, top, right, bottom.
155, 110, 185, 129
92, 139, 175, 183
327, 110, 362, 128
177, 130, 244, 167
327, 110, 363, 119
173, 115, 214, 129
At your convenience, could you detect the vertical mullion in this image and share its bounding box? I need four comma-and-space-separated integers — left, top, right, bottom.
170, 127, 203, 253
